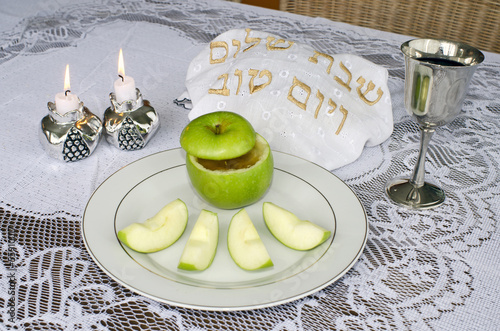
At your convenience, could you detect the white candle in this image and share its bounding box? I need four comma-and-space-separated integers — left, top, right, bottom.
55, 64, 80, 114
114, 49, 136, 103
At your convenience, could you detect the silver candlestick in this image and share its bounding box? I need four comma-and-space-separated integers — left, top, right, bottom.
40, 101, 103, 162
103, 88, 160, 150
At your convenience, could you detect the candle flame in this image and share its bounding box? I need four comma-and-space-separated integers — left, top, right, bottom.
64, 64, 71, 91
118, 48, 125, 78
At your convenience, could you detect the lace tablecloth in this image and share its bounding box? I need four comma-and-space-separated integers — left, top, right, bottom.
1, 0, 499, 330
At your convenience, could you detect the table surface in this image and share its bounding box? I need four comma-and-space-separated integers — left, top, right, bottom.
1, 0, 499, 330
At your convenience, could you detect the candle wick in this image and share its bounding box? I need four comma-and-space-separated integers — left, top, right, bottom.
65, 90, 71, 96
118, 74, 124, 82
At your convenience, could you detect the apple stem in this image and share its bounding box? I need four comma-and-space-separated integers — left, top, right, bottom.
215, 124, 221, 135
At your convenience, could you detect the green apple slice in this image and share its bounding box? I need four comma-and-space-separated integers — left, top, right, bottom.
178, 210, 219, 271
228, 209, 273, 270
117, 199, 188, 253
263, 202, 331, 250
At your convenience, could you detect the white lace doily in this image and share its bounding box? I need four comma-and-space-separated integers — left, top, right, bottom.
0, 0, 499, 330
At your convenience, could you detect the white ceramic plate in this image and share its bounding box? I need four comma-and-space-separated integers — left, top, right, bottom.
82, 149, 367, 311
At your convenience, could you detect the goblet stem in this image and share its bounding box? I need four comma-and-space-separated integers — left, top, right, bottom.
385, 126, 444, 209
410, 127, 434, 188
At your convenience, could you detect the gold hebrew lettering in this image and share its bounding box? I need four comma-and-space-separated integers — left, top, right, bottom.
334, 61, 352, 91
243, 28, 261, 52
249, 69, 272, 94
356, 77, 384, 105
308, 51, 334, 74
335, 105, 348, 135
232, 39, 241, 58
234, 69, 243, 95
287, 77, 311, 110
266, 36, 295, 51
326, 99, 345, 134
314, 90, 324, 119
327, 98, 337, 114
208, 74, 230, 96
209, 41, 228, 64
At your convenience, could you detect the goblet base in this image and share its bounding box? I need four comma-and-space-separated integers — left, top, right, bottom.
385, 178, 445, 209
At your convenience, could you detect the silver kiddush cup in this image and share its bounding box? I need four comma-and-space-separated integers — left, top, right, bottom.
40, 101, 103, 162
103, 88, 160, 150
385, 39, 484, 209
402, 39, 484, 127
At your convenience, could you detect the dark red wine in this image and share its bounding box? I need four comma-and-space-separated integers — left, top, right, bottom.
418, 57, 465, 66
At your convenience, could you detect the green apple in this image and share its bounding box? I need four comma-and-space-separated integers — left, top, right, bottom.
262, 202, 331, 250
180, 111, 256, 160
117, 199, 188, 253
180, 111, 274, 210
227, 208, 273, 270
178, 209, 219, 271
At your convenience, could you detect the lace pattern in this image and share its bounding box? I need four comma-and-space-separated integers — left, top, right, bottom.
0, 0, 498, 330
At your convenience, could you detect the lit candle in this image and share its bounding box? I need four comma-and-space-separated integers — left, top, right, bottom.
54, 64, 80, 115
114, 49, 136, 104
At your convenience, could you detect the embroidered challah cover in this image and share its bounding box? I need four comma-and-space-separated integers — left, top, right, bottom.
184, 28, 393, 169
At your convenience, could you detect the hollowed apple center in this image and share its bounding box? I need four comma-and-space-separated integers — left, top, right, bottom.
196, 140, 264, 171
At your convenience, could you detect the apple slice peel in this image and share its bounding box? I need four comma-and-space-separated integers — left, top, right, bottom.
117, 199, 188, 253
263, 202, 331, 250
